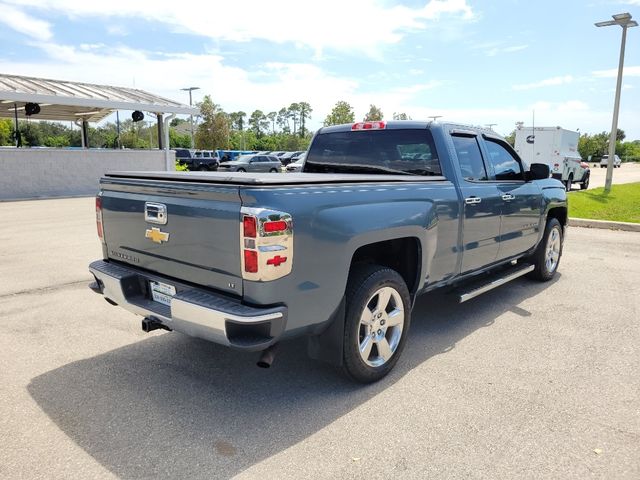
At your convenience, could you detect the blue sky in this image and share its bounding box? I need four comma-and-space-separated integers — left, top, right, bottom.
0, 0, 638, 139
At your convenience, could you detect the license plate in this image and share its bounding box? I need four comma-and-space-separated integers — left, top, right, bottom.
149, 280, 176, 306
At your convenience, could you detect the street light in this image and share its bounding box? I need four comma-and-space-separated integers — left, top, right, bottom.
428, 115, 442, 122
485, 123, 497, 131
595, 12, 637, 193
181, 86, 200, 149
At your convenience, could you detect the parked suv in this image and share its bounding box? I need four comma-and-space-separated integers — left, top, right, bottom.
600, 155, 621, 168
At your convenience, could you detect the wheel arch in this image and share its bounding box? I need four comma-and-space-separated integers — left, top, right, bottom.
349, 237, 422, 296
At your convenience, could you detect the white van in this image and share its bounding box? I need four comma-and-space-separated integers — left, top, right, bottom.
515, 126, 590, 191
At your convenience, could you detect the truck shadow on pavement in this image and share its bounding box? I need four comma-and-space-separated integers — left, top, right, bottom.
28, 275, 559, 479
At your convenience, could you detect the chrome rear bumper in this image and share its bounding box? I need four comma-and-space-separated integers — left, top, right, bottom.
89, 260, 286, 351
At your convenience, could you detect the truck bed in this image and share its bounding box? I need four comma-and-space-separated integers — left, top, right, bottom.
105, 171, 446, 185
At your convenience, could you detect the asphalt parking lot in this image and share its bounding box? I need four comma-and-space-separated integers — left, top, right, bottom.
577, 162, 640, 190
1, 197, 639, 479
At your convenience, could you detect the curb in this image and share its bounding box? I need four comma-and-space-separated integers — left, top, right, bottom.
569, 218, 640, 232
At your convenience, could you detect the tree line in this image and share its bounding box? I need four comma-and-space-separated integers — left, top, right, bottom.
2, 101, 638, 162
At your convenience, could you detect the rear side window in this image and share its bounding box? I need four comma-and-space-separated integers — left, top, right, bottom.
452, 135, 488, 181
484, 139, 524, 181
305, 129, 441, 175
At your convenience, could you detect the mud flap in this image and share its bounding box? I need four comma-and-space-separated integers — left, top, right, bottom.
307, 297, 346, 367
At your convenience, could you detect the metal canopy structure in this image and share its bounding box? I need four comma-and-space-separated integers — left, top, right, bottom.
0, 73, 198, 122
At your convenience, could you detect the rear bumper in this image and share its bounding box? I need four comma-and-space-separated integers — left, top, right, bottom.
89, 260, 286, 351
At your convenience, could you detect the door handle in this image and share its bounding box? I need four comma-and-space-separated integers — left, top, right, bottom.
465, 196, 482, 205
501, 194, 515, 201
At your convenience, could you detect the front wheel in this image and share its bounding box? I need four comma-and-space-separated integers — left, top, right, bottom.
269, 168, 278, 173
343, 264, 411, 383
237, 168, 246, 172
565, 174, 573, 192
527, 217, 563, 282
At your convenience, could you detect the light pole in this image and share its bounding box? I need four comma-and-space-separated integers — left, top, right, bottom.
428, 115, 442, 122
485, 123, 497, 131
595, 12, 637, 193
181, 86, 200, 149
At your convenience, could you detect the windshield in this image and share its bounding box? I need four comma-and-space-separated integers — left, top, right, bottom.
305, 129, 441, 175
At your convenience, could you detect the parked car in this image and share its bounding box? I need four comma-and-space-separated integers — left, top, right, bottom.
600, 155, 621, 168
217, 154, 282, 173
192, 150, 220, 171
279, 152, 299, 165
90, 120, 566, 383
173, 148, 195, 167
290, 151, 306, 162
286, 154, 306, 172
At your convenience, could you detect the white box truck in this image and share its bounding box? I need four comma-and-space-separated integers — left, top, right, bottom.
514, 126, 590, 191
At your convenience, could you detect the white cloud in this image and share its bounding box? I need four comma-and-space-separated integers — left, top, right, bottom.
592, 66, 640, 78
472, 41, 528, 57
512, 75, 574, 90
4, 0, 474, 55
0, 2, 52, 40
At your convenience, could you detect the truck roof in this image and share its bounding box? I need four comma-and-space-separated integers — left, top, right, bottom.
318, 120, 502, 139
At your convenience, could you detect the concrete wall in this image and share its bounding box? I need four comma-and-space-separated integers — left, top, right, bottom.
0, 148, 175, 200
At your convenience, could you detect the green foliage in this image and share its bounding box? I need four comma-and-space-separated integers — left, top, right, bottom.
195, 96, 230, 149
169, 129, 191, 148
298, 102, 312, 137
249, 110, 268, 137
0, 118, 12, 145
504, 130, 516, 147
324, 101, 355, 126
568, 182, 640, 223
175, 160, 189, 171
364, 104, 383, 121
392, 112, 411, 120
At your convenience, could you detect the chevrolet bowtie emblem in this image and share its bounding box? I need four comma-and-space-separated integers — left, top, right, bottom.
145, 227, 169, 244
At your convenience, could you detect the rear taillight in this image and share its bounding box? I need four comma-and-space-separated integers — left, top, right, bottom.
240, 207, 293, 281
95, 195, 105, 242
243, 215, 257, 238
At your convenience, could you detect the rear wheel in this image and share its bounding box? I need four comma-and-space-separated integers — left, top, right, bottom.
269, 168, 278, 173
580, 173, 590, 190
527, 217, 563, 282
237, 168, 246, 172
343, 264, 411, 383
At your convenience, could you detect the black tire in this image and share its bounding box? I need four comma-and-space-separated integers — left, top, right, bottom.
527, 217, 563, 282
580, 173, 589, 190
198, 165, 208, 171
342, 264, 411, 383
269, 168, 278, 173
237, 168, 246, 172
565, 174, 573, 192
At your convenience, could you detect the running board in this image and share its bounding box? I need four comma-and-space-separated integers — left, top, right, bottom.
457, 264, 535, 303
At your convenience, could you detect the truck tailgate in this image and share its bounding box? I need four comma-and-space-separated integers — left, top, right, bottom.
100, 179, 242, 296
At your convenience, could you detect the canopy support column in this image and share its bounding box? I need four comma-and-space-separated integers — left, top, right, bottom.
163, 114, 175, 171
157, 113, 164, 150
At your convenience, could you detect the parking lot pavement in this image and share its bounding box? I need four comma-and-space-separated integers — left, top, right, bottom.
578, 162, 640, 190
1, 197, 639, 479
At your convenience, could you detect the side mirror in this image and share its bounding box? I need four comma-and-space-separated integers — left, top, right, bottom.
527, 163, 550, 181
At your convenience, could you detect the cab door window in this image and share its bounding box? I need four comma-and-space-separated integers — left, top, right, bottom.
451, 135, 489, 181
484, 139, 524, 181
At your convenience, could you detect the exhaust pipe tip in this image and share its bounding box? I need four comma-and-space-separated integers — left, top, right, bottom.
256, 344, 278, 368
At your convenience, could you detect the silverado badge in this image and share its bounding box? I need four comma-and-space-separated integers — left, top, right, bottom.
145, 227, 169, 244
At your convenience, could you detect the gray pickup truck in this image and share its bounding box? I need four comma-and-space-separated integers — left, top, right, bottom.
89, 121, 567, 383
